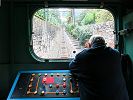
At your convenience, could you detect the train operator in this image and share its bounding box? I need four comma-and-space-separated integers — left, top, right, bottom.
69, 35, 129, 100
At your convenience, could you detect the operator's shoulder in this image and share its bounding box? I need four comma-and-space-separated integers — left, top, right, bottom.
107, 47, 120, 54
76, 48, 90, 57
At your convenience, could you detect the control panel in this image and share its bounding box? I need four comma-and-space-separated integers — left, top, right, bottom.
7, 70, 79, 100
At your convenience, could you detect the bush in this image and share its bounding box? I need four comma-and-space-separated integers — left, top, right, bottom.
66, 23, 75, 35
67, 25, 92, 46
79, 33, 92, 46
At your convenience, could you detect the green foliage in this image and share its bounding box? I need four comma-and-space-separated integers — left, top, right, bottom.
95, 9, 113, 23
77, 11, 86, 23
66, 23, 75, 35
34, 9, 45, 20
76, 25, 92, 45
71, 26, 80, 38
66, 24, 92, 46
81, 12, 95, 25
76, 9, 113, 25
47, 9, 61, 25
66, 9, 114, 46
34, 9, 61, 25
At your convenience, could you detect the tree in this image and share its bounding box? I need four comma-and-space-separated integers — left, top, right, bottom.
35, 9, 61, 25
34, 9, 45, 20
95, 9, 114, 23
81, 12, 95, 25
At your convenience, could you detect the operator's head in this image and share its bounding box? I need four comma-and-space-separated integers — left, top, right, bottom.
88, 35, 106, 47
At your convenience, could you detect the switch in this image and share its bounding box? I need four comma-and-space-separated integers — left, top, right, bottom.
28, 84, 32, 88
63, 83, 66, 88
34, 91, 37, 95
56, 90, 59, 95
40, 91, 45, 96
57, 73, 60, 77
56, 84, 59, 88
63, 78, 66, 82
27, 91, 30, 94
63, 74, 66, 76
45, 73, 47, 77
30, 78, 33, 82
42, 77, 46, 83
49, 84, 52, 88
70, 78, 72, 82
51, 73, 53, 77
32, 74, 35, 76
38, 73, 41, 76
63, 90, 67, 95
69, 73, 72, 76
70, 90, 74, 94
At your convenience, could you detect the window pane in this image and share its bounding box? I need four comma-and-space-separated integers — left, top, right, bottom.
32, 8, 114, 59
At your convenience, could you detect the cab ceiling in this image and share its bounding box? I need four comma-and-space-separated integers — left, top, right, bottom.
2, 0, 131, 3
2, 0, 133, 8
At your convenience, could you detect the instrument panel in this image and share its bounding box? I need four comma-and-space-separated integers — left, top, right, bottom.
7, 70, 80, 100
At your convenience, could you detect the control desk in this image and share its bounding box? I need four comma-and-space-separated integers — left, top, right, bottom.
7, 70, 80, 100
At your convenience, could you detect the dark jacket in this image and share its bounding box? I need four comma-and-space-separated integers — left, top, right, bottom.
69, 44, 129, 100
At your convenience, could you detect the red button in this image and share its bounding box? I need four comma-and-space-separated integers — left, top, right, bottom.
63, 83, 66, 88
42, 77, 47, 83
56, 84, 59, 88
